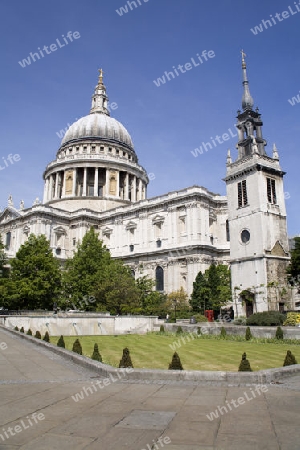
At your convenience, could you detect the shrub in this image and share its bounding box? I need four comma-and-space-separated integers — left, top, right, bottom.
197, 327, 202, 335
283, 350, 298, 366
119, 347, 133, 368
35, 331, 41, 339
245, 326, 252, 340
26, 329, 32, 335
20, 327, 24, 333
275, 326, 284, 340
168, 352, 183, 370
91, 343, 102, 362
247, 311, 285, 326
72, 339, 82, 355
238, 352, 252, 372
159, 325, 165, 333
283, 312, 300, 326
57, 335, 65, 348
176, 326, 183, 335
220, 327, 227, 339
194, 314, 208, 323
43, 331, 50, 342
14, 326, 19, 331
233, 316, 247, 326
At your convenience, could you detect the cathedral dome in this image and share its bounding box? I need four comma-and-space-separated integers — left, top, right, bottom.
61, 114, 134, 150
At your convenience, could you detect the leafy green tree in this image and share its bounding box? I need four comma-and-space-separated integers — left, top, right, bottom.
0, 234, 9, 306
8, 234, 61, 310
190, 264, 231, 313
62, 228, 110, 309
94, 259, 140, 315
287, 237, 300, 290
135, 275, 167, 315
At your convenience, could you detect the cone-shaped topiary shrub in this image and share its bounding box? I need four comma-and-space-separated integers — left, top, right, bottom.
159, 325, 165, 333
168, 352, 183, 370
91, 343, 102, 362
72, 339, 82, 355
119, 347, 133, 368
275, 326, 284, 340
238, 352, 252, 372
43, 331, 50, 342
283, 350, 298, 366
176, 326, 183, 335
20, 327, 24, 333
35, 331, 41, 339
220, 326, 227, 339
245, 326, 252, 341
26, 329, 32, 335
14, 326, 19, 331
197, 327, 202, 335
57, 335, 65, 348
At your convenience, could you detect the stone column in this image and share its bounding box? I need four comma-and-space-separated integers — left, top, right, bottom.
72, 168, 77, 196
83, 168, 87, 196
54, 173, 59, 199
116, 170, 120, 198
105, 169, 110, 196
138, 179, 143, 201
62, 170, 67, 198
125, 173, 129, 200
43, 178, 49, 203
132, 176, 136, 202
94, 167, 99, 197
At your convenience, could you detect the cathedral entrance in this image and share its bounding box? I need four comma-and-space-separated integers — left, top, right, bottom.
240, 290, 255, 317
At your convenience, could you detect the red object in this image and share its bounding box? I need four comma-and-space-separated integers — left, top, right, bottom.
205, 310, 214, 322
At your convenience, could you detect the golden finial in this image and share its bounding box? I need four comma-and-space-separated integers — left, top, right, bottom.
98, 68, 104, 84
241, 50, 246, 67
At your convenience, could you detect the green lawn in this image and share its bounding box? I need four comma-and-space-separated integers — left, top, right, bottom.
49, 333, 300, 372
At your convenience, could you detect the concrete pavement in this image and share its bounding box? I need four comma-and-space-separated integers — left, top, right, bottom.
0, 327, 300, 450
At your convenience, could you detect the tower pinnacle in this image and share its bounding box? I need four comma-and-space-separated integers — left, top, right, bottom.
90, 68, 110, 116
241, 50, 254, 111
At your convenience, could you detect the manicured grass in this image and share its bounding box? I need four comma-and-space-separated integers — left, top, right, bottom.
49, 333, 300, 372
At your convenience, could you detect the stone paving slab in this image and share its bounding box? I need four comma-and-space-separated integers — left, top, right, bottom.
1, 327, 300, 449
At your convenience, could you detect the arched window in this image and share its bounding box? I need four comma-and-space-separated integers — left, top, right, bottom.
155, 266, 164, 291
5, 232, 11, 249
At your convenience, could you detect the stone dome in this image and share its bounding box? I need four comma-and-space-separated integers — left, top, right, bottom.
61, 113, 134, 150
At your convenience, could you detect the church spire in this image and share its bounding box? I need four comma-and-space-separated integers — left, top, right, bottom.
241, 51, 254, 111
90, 68, 110, 116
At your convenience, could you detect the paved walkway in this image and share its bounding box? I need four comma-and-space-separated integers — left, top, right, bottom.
0, 328, 300, 450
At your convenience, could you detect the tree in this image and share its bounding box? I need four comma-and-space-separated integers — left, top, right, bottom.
8, 234, 61, 310
166, 287, 189, 319
135, 275, 167, 315
168, 352, 183, 370
190, 264, 231, 313
283, 350, 298, 366
238, 352, 252, 372
0, 234, 9, 306
94, 259, 140, 315
62, 228, 110, 309
119, 347, 133, 368
91, 343, 102, 362
287, 237, 300, 290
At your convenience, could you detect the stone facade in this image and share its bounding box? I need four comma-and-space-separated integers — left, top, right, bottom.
0, 60, 292, 313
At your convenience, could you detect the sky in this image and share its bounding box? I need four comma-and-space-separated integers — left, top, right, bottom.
0, 0, 299, 236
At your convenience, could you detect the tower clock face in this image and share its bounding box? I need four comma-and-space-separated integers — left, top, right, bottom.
241, 229, 250, 243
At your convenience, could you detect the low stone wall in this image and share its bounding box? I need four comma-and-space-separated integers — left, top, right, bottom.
0, 315, 158, 336
161, 322, 300, 339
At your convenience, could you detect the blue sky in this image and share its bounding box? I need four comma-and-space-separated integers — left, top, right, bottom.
0, 0, 299, 235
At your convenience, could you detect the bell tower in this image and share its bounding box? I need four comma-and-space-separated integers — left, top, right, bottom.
225, 52, 290, 316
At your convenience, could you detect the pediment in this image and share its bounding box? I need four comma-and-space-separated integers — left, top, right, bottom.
102, 226, 113, 236
125, 221, 137, 230
0, 207, 20, 223
152, 214, 165, 225
269, 241, 289, 257
53, 226, 67, 235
